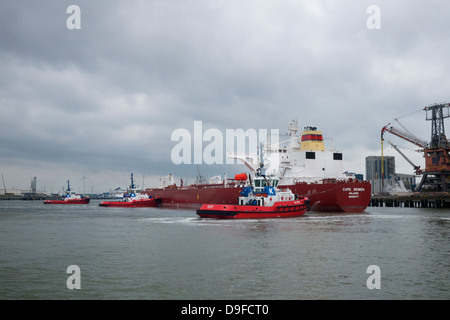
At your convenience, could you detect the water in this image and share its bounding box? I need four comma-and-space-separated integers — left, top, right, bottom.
0, 200, 448, 300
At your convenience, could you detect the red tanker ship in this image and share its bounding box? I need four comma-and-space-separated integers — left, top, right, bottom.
145, 120, 371, 213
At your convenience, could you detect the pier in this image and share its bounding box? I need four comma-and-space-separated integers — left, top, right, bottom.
370, 192, 450, 208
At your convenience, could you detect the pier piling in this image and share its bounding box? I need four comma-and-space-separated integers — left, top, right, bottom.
370, 192, 450, 208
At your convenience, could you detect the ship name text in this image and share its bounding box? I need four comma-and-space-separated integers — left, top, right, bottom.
342, 187, 365, 198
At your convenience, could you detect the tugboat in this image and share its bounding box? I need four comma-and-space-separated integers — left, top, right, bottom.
44, 181, 90, 204
99, 173, 161, 207
197, 151, 309, 219
197, 175, 309, 219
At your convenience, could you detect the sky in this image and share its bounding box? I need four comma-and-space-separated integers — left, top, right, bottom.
1, 0, 449, 194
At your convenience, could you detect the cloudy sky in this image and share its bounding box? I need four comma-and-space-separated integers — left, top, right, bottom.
1, 0, 449, 193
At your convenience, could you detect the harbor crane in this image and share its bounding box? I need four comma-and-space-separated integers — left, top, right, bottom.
381, 102, 450, 192
387, 141, 422, 175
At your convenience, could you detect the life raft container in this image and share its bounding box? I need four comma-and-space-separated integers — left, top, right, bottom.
234, 173, 248, 181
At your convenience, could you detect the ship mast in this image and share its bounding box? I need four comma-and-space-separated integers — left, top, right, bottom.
287, 118, 301, 152
129, 173, 135, 191
256, 142, 266, 177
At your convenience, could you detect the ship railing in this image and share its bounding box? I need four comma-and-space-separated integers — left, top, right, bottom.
292, 177, 368, 185
146, 179, 250, 191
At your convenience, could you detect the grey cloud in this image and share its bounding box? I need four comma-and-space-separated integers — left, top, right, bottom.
1, 0, 449, 191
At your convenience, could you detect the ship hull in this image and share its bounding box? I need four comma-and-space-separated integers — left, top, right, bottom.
197, 200, 308, 219
288, 180, 371, 213
44, 198, 90, 204
146, 180, 371, 213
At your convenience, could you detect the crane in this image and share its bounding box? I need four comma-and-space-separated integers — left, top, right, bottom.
387, 141, 421, 175
381, 102, 450, 192
1, 174, 6, 194
381, 120, 428, 149
380, 119, 427, 189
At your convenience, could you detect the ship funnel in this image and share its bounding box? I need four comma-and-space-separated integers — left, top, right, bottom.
300, 127, 325, 151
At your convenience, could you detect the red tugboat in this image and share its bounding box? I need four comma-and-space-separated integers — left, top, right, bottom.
44, 181, 90, 204
99, 173, 161, 207
197, 174, 309, 219
99, 193, 161, 207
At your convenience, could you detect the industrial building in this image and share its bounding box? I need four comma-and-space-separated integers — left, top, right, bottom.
365, 155, 416, 194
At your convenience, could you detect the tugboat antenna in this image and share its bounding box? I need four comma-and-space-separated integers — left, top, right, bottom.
130, 173, 135, 190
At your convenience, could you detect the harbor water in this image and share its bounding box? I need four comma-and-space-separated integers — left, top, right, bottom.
0, 200, 448, 300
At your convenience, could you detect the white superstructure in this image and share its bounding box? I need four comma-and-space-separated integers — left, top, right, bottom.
230, 119, 354, 185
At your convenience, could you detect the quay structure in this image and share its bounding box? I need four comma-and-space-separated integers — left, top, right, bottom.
370, 192, 450, 208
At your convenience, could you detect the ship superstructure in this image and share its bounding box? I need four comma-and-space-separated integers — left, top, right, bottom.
231, 120, 352, 185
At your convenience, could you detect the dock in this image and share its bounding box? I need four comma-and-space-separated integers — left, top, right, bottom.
370, 192, 450, 208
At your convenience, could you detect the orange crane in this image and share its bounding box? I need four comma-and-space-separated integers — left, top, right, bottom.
381, 103, 450, 192
380, 119, 426, 190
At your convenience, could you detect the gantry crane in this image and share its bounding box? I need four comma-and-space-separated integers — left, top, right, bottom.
381, 102, 450, 192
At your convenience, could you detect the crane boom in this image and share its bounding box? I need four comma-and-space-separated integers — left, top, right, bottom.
1, 174, 6, 193
380, 119, 427, 191
381, 123, 428, 149
387, 141, 421, 175
381, 103, 450, 192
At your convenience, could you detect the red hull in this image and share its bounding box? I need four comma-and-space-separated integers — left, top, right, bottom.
197, 199, 308, 219
288, 180, 371, 213
44, 198, 90, 204
146, 180, 371, 213
99, 197, 161, 207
